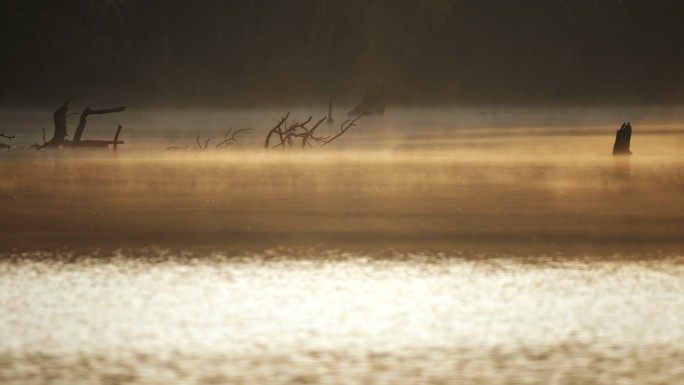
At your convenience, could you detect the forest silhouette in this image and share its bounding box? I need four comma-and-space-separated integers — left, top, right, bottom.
2, 0, 684, 105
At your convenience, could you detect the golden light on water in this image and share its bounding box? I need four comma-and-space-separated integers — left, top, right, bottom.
2, 107, 684, 384
1, 252, 683, 384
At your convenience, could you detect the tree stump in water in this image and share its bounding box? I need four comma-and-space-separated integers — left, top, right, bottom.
613, 122, 632, 155
50, 100, 69, 143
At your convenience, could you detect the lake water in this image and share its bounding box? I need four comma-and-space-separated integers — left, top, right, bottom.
1, 106, 683, 384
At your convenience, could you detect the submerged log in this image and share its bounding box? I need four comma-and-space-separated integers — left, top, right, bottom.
613, 122, 632, 155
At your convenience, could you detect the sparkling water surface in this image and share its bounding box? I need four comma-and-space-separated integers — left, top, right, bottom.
1, 250, 683, 384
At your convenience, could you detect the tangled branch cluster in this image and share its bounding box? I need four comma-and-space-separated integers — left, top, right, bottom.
264, 113, 364, 150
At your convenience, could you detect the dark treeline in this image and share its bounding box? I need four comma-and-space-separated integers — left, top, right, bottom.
2, 0, 684, 106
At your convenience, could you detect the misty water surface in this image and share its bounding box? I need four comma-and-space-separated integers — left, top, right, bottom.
2, 106, 683, 253
1, 107, 683, 384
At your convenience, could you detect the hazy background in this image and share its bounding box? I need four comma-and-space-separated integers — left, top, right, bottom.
3, 0, 684, 107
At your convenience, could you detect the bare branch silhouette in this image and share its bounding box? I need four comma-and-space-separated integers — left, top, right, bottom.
321, 113, 365, 146
216, 127, 253, 148
39, 101, 126, 149
264, 113, 290, 149
265, 112, 363, 150
196, 135, 211, 150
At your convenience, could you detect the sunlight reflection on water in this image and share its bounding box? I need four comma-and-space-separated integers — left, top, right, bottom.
2, 107, 684, 383
1, 250, 683, 384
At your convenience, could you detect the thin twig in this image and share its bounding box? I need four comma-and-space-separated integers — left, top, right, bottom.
216, 127, 253, 148
196, 135, 211, 149
264, 113, 290, 149
321, 113, 365, 146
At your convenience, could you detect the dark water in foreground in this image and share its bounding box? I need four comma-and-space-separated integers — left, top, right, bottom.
1, 107, 683, 383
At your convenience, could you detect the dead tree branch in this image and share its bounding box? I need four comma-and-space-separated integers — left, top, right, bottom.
216, 127, 253, 148
196, 135, 211, 150
264, 112, 363, 150
113, 125, 123, 150
170, 127, 252, 151
39, 101, 126, 149
321, 113, 365, 147
31, 128, 48, 149
73, 106, 126, 143
264, 113, 290, 149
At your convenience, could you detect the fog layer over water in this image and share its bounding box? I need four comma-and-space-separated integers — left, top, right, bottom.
2, 106, 684, 252
1, 107, 683, 383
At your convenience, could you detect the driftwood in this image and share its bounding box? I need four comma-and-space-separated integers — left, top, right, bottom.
613, 122, 632, 155
40, 101, 126, 149
264, 112, 364, 150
